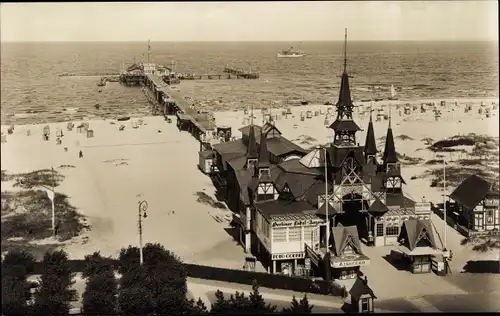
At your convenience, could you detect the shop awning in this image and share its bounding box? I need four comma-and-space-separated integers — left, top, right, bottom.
400, 245, 441, 256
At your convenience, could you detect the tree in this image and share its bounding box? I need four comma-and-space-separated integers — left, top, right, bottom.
282, 294, 314, 314
1, 250, 36, 316
81, 251, 118, 315
32, 250, 77, 316
118, 243, 192, 315
210, 281, 276, 314
184, 298, 208, 314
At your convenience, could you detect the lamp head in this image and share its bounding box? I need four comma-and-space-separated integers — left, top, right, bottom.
143, 212, 148, 219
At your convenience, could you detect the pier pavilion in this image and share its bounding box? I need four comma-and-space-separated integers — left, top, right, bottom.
206, 29, 431, 280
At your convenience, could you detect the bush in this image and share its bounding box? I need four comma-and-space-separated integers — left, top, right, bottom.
118, 243, 191, 315
1, 250, 36, 316
32, 250, 77, 316
81, 252, 118, 315
210, 281, 276, 314
282, 294, 314, 314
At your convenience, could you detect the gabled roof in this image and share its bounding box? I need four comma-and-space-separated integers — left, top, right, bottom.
279, 158, 322, 176
399, 219, 436, 251
238, 123, 282, 138
329, 119, 361, 132
368, 199, 389, 214
382, 126, 398, 164
299, 148, 327, 168
326, 146, 365, 168
449, 174, 492, 209
235, 170, 253, 205
349, 277, 376, 301
384, 167, 406, 184
266, 137, 307, 156
256, 199, 316, 219
331, 225, 362, 257
316, 202, 339, 217
364, 115, 377, 156
385, 193, 415, 208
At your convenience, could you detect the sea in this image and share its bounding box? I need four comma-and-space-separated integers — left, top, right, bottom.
1, 41, 498, 125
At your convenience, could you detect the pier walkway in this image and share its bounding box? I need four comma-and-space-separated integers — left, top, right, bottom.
143, 73, 217, 140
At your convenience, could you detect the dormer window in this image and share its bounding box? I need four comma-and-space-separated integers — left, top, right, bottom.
259, 168, 270, 177
386, 162, 399, 171
247, 158, 258, 170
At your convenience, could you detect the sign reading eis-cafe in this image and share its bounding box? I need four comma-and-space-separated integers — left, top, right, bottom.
272, 252, 305, 260
272, 219, 323, 228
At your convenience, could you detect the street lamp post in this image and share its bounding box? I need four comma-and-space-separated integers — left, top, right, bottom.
138, 200, 149, 265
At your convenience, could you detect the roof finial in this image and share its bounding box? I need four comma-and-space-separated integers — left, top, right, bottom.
388, 104, 392, 128
343, 28, 348, 73
147, 39, 151, 63
250, 104, 254, 125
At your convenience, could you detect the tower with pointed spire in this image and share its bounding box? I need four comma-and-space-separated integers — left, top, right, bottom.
381, 108, 405, 193
364, 109, 377, 163
329, 28, 361, 147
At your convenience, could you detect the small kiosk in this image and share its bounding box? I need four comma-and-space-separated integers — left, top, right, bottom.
397, 219, 440, 274
329, 225, 370, 280
349, 276, 376, 313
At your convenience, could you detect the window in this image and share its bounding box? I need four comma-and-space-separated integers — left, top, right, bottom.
288, 227, 302, 241
486, 210, 494, 224
386, 226, 399, 236
343, 243, 355, 255
304, 227, 314, 245
361, 298, 370, 312
273, 228, 287, 242
376, 223, 384, 237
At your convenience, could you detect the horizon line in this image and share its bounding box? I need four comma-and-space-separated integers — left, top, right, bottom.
1, 39, 498, 44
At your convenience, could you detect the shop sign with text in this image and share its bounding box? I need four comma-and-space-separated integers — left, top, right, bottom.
272, 219, 323, 228
272, 252, 305, 260
332, 259, 370, 268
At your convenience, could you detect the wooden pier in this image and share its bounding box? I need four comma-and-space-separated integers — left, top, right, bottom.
223, 66, 260, 79
142, 74, 217, 140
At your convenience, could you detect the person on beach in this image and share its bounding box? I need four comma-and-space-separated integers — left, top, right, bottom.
79, 150, 83, 158
54, 219, 61, 237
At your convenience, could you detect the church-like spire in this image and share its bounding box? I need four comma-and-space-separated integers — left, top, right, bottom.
382, 122, 398, 165
335, 28, 354, 119
258, 131, 271, 168
246, 125, 258, 159
364, 110, 377, 158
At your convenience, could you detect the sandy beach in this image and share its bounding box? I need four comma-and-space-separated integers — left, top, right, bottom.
1, 97, 499, 271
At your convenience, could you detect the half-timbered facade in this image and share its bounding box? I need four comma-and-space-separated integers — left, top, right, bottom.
449, 175, 500, 235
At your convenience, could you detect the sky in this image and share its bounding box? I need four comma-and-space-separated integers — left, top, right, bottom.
0, 1, 498, 42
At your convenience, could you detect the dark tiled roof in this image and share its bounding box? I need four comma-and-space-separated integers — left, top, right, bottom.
199, 150, 215, 159
368, 199, 389, 214
279, 159, 322, 176
304, 181, 326, 206
370, 172, 385, 192
326, 146, 365, 168
364, 117, 377, 156
239, 123, 282, 138
331, 225, 362, 257
316, 202, 339, 217
399, 219, 437, 251
235, 170, 253, 205
382, 127, 398, 164
256, 199, 315, 219
386, 193, 415, 208
212, 139, 247, 154
227, 156, 248, 171
329, 119, 361, 132
349, 277, 376, 301
267, 137, 307, 156
449, 174, 492, 209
